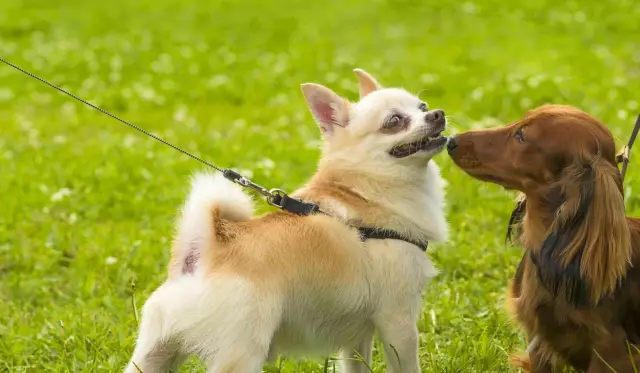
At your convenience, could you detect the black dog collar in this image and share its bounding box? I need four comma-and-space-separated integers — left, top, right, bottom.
270, 194, 429, 252
224, 172, 430, 252
357, 227, 429, 252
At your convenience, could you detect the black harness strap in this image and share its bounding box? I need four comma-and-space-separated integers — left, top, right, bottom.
269, 195, 430, 252
270, 193, 321, 216
357, 227, 429, 252
617, 113, 640, 182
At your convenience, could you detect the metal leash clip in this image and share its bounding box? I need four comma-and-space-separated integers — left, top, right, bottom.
266, 188, 286, 207
617, 114, 640, 183
616, 145, 630, 165
223, 169, 272, 198
223, 169, 321, 216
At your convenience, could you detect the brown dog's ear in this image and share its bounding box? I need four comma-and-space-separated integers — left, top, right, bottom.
535, 158, 631, 305
578, 159, 631, 300
353, 68, 382, 99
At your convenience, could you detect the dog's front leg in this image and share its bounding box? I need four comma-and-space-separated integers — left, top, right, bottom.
587, 326, 639, 373
376, 317, 421, 373
340, 329, 374, 373
527, 340, 554, 373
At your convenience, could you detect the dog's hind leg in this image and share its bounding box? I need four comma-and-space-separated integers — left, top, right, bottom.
124, 339, 186, 373
204, 351, 266, 373
125, 275, 278, 373
265, 344, 278, 365
374, 315, 420, 373
199, 296, 279, 373
200, 329, 272, 373
180, 275, 279, 373
124, 281, 190, 373
340, 328, 374, 373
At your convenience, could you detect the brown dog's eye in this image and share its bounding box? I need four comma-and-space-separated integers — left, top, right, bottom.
514, 128, 526, 143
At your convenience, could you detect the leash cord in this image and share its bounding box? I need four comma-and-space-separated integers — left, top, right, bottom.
0, 56, 329, 215
0, 56, 225, 173
5, 56, 638, 218
1, 57, 426, 247
0, 56, 444, 249
620, 114, 640, 182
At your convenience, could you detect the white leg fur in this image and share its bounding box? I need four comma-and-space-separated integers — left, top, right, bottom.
340, 329, 374, 373
126, 275, 279, 373
199, 277, 279, 373
124, 281, 188, 373
367, 244, 433, 373
376, 319, 421, 373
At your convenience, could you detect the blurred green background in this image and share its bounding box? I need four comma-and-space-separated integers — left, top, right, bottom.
1, 0, 639, 371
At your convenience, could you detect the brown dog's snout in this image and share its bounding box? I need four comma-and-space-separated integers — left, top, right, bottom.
447, 132, 482, 169
446, 135, 458, 154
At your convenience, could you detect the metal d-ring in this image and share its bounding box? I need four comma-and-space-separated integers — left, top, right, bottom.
267, 188, 286, 207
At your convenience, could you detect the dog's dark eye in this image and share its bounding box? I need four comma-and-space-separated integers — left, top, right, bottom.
418, 103, 428, 112
514, 128, 526, 143
387, 114, 403, 127
381, 114, 406, 133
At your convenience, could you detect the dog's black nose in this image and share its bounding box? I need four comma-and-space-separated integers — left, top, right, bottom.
425, 109, 445, 123
446, 136, 458, 154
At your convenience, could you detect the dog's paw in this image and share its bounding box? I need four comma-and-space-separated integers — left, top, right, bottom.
508, 353, 531, 372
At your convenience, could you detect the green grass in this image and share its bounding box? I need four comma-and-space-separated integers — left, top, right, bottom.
1, 0, 639, 371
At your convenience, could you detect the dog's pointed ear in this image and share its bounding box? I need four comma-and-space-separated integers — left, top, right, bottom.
353, 68, 382, 99
300, 83, 350, 136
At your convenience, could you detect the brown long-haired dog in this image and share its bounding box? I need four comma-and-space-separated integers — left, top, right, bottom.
447, 105, 640, 372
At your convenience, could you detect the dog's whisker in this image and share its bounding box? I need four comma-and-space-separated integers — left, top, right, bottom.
416, 88, 430, 101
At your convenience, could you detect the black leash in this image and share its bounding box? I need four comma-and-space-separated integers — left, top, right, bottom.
1, 56, 429, 251
357, 227, 429, 251
0, 56, 316, 214
617, 113, 640, 182
0, 57, 225, 173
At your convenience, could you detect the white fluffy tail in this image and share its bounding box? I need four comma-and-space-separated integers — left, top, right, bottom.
169, 172, 254, 276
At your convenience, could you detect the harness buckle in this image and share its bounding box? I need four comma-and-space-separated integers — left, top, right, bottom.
223, 169, 272, 198
268, 189, 320, 216
616, 145, 630, 165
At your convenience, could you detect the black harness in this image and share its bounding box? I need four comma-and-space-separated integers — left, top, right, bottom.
356, 227, 429, 251
616, 113, 640, 182
269, 184, 430, 252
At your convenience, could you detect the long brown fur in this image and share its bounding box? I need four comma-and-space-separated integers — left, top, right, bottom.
449, 104, 640, 372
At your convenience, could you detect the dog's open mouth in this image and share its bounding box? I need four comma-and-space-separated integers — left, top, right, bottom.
389, 133, 447, 158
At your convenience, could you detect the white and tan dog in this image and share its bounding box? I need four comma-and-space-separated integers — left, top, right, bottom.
125, 69, 449, 373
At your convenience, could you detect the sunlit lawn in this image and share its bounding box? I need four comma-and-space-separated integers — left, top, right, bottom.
1, 0, 639, 371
